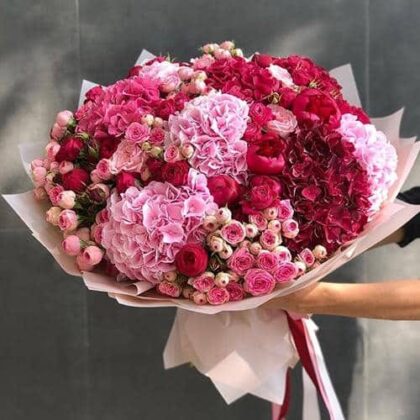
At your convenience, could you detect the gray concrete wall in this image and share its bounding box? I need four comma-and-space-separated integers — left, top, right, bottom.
0, 1, 419, 419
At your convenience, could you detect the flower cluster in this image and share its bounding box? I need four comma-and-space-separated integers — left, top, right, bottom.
30, 41, 398, 304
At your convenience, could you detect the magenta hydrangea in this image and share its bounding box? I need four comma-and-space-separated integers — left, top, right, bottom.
168, 91, 249, 183
100, 169, 217, 284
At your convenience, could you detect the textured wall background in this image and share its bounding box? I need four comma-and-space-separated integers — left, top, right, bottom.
0, 1, 419, 419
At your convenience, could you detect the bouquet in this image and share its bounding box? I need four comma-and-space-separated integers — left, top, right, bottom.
4, 41, 420, 420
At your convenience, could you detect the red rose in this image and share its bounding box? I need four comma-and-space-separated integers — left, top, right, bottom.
127, 65, 142, 78
252, 53, 273, 68
243, 122, 263, 142
155, 99, 176, 120
242, 175, 282, 214
62, 168, 89, 192
249, 103, 273, 126
175, 244, 208, 277
161, 161, 189, 186
116, 171, 137, 193
207, 175, 241, 206
278, 87, 298, 109
146, 157, 164, 182
292, 88, 341, 128
55, 136, 84, 162
246, 134, 285, 175
99, 137, 119, 159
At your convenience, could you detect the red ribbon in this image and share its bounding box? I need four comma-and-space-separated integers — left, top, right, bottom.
275, 313, 326, 420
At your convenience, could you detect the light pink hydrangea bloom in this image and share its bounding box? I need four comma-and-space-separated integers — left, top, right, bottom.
169, 92, 249, 183
338, 113, 398, 214
100, 170, 217, 284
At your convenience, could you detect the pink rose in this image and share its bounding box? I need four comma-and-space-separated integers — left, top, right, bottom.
273, 246, 292, 263
50, 123, 65, 140
298, 248, 315, 267
256, 251, 279, 272
228, 247, 255, 276
45, 206, 61, 225
273, 262, 299, 283
220, 221, 246, 245
58, 209, 79, 231
62, 235, 82, 256
192, 54, 215, 70
74, 227, 91, 242
76, 254, 94, 272
277, 200, 294, 221
125, 122, 150, 143
96, 159, 112, 180
157, 281, 182, 298
226, 282, 245, 301
58, 161, 74, 175
266, 105, 297, 137
178, 66, 194, 80
88, 183, 110, 202
33, 187, 48, 200
31, 158, 45, 171
192, 272, 215, 293
80, 245, 104, 266
48, 185, 64, 206
244, 269, 276, 296
90, 224, 104, 244
32, 166, 47, 187
192, 291, 207, 305
56, 110, 74, 127
163, 144, 181, 163
249, 213, 268, 231
57, 190, 76, 209
282, 219, 299, 238
260, 229, 280, 250
109, 139, 146, 174
207, 287, 230, 305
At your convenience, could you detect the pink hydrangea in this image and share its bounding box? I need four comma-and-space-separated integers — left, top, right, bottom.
109, 138, 146, 174
169, 92, 249, 183
338, 113, 398, 214
100, 169, 217, 284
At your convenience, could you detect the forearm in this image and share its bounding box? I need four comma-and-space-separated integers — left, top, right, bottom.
298, 280, 420, 320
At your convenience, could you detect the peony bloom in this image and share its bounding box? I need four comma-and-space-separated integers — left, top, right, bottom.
246, 134, 285, 175
169, 91, 249, 183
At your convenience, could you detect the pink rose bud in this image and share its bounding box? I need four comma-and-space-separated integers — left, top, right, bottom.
278, 199, 294, 221
227, 271, 240, 282
88, 183, 110, 202
163, 144, 181, 163
58, 209, 79, 231
95, 208, 109, 224
157, 281, 182, 298
273, 246, 292, 262
220, 41, 235, 50
298, 248, 315, 267
201, 43, 217, 54
182, 286, 195, 299
178, 66, 194, 80
191, 272, 215, 293
95, 159, 112, 180
50, 122, 65, 140
260, 229, 280, 250
62, 235, 82, 256
193, 70, 207, 81
76, 254, 94, 272
313, 245, 327, 260
214, 273, 230, 287
57, 190, 76, 209
163, 271, 178, 282
56, 110, 74, 127
80, 245, 104, 266
75, 227, 91, 242
209, 236, 225, 253
249, 213, 268, 231
207, 286, 230, 305
267, 220, 282, 233
45, 141, 61, 160
239, 239, 252, 248
48, 185, 64, 206
90, 224, 103, 244
32, 166, 47, 187
232, 48, 243, 57
192, 291, 207, 305
218, 244, 233, 260
33, 187, 48, 200
189, 79, 206, 94
220, 221, 246, 245
58, 161, 74, 175
153, 117, 164, 128
263, 207, 278, 220
49, 161, 60, 173
31, 158, 45, 171
294, 260, 306, 276
250, 242, 263, 255
203, 215, 219, 232
245, 223, 259, 239
215, 208, 232, 224
141, 114, 154, 126
45, 206, 62, 225
282, 219, 299, 239
214, 48, 231, 60
180, 143, 194, 159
